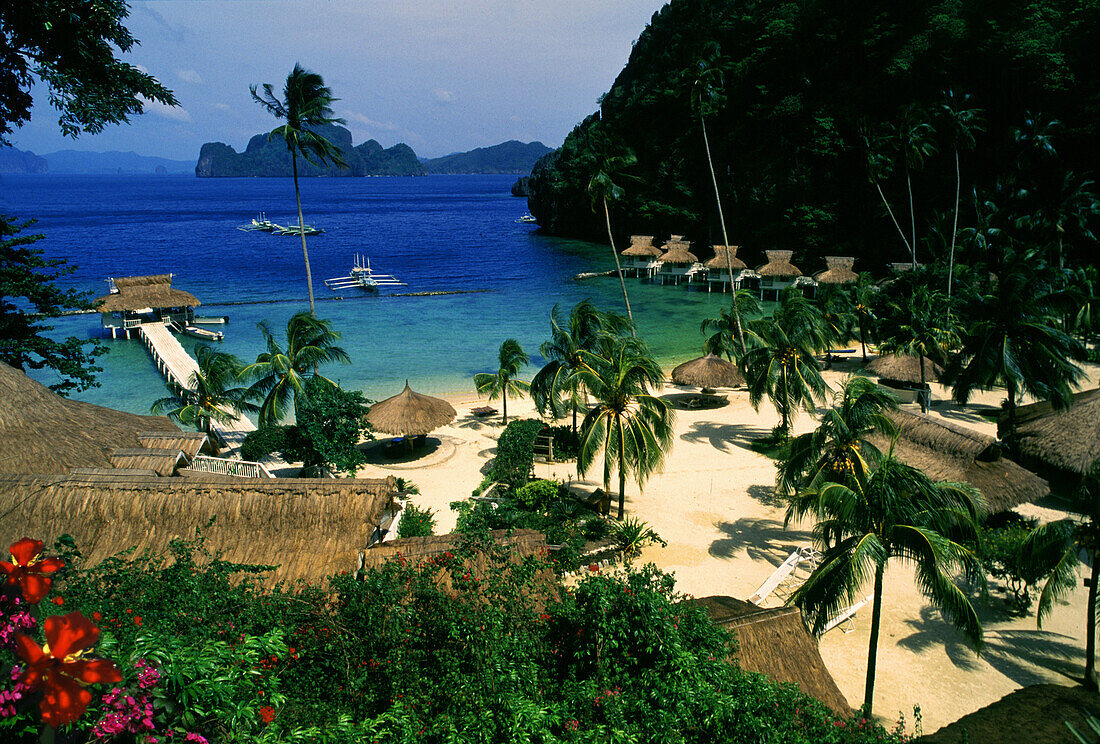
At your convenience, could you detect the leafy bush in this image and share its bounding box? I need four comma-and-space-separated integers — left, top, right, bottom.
294, 377, 374, 475
975, 512, 1048, 612
488, 418, 545, 489
241, 424, 289, 462
612, 518, 667, 557
396, 502, 436, 538
514, 479, 561, 510
546, 424, 580, 460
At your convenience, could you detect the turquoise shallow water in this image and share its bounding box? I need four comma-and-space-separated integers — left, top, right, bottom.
2, 174, 733, 414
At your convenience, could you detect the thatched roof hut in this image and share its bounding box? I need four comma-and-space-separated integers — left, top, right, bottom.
621, 235, 662, 257
363, 528, 547, 569
657, 241, 699, 265
0, 472, 399, 584
367, 381, 457, 436
107, 448, 188, 476
704, 246, 747, 271
866, 354, 942, 385
756, 250, 802, 278
873, 409, 1050, 512
137, 431, 214, 459
923, 684, 1100, 744
997, 387, 1100, 479
0, 361, 180, 475
690, 596, 851, 716
813, 256, 859, 285
96, 274, 200, 312
671, 354, 745, 388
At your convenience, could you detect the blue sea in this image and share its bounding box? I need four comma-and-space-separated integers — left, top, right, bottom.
1, 174, 731, 415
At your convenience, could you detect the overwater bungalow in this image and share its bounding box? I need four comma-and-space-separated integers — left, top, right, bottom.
754, 250, 807, 301
656, 238, 703, 285
620, 235, 663, 278
813, 256, 859, 286
97, 274, 200, 338
704, 245, 748, 292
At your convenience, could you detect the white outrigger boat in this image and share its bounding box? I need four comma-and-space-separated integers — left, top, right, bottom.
324, 255, 407, 292
275, 222, 324, 236
237, 213, 274, 232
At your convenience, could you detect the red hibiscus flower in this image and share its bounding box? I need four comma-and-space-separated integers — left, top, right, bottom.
0, 538, 65, 604
15, 612, 122, 727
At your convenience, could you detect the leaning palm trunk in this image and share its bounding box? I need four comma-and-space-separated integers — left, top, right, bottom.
948, 150, 960, 299
292, 153, 317, 317
700, 112, 745, 355
873, 179, 912, 260
603, 196, 635, 334
919, 352, 928, 413
906, 167, 918, 268
864, 564, 886, 716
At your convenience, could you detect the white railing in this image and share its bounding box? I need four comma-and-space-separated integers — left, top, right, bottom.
189, 455, 275, 479
123, 318, 143, 329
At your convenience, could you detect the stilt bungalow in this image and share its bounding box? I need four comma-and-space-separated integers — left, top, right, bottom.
704, 245, 747, 292
813, 256, 859, 286
656, 238, 703, 285
97, 274, 200, 339
620, 235, 663, 278
754, 250, 807, 301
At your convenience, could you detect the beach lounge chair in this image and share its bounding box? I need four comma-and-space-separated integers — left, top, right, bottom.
821, 595, 872, 635
748, 550, 804, 605
773, 545, 822, 602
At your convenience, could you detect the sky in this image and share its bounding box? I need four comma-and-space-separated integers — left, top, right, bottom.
13, 0, 669, 161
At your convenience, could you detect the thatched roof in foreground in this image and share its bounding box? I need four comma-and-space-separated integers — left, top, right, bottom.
363, 528, 547, 568
704, 246, 747, 271
873, 409, 1050, 513
671, 354, 745, 388
998, 387, 1100, 478
0, 472, 399, 585
367, 382, 457, 436
690, 596, 851, 716
866, 353, 942, 384
621, 235, 662, 257
756, 250, 802, 277
813, 256, 859, 284
924, 684, 1100, 744
96, 274, 200, 312
0, 362, 179, 475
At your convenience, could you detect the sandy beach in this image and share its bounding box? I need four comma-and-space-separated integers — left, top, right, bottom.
355, 358, 1099, 735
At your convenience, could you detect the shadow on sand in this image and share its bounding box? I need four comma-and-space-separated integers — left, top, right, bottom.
680, 421, 772, 452
709, 516, 812, 563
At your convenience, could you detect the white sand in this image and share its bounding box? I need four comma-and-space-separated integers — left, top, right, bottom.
356, 360, 1099, 735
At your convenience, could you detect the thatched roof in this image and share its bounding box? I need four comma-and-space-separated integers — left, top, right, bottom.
704, 246, 747, 271
671, 354, 745, 388
367, 381, 457, 436
363, 528, 547, 568
756, 250, 802, 277
874, 409, 1050, 512
924, 684, 1100, 744
998, 388, 1100, 478
813, 256, 858, 284
0, 472, 399, 585
621, 235, 662, 257
866, 354, 942, 385
107, 448, 188, 476
96, 274, 200, 312
137, 431, 214, 459
690, 596, 851, 716
657, 241, 699, 265
0, 361, 180, 475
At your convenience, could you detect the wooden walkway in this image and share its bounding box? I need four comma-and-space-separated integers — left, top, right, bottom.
137, 322, 271, 463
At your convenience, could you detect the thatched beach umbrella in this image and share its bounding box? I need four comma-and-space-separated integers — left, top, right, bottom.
866, 354, 942, 385
367, 381, 457, 436
671, 354, 745, 389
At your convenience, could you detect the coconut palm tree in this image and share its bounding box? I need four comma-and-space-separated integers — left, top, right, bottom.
851, 274, 879, 362
742, 290, 829, 436
587, 126, 637, 333
241, 312, 350, 426
151, 344, 257, 433
531, 300, 629, 433
861, 122, 912, 261
937, 90, 984, 298
787, 454, 985, 716
474, 338, 531, 424
251, 64, 346, 317
700, 288, 762, 361
576, 335, 674, 520
776, 375, 898, 497
876, 284, 958, 412
1019, 460, 1100, 690
895, 104, 937, 267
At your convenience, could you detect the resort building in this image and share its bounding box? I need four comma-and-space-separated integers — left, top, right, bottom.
812, 256, 859, 286
703, 245, 748, 293
620, 235, 663, 278
97, 274, 200, 339
997, 387, 1100, 490
754, 250, 809, 301
655, 237, 703, 285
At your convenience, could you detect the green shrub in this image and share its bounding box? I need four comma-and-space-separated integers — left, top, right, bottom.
397, 502, 436, 538
242, 424, 290, 462
976, 512, 1048, 612
546, 424, 580, 460
514, 479, 561, 509
612, 517, 667, 557
489, 418, 545, 489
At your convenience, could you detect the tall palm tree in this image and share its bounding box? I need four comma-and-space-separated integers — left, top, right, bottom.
241, 312, 350, 426
531, 300, 628, 433
576, 336, 674, 520
861, 122, 912, 261
776, 375, 898, 497
252, 64, 346, 317
851, 274, 879, 362
895, 104, 937, 267
474, 338, 530, 424
1019, 460, 1100, 690
587, 126, 637, 333
937, 91, 984, 298
742, 290, 829, 436
700, 288, 762, 362
787, 454, 985, 716
151, 344, 257, 433
877, 284, 958, 412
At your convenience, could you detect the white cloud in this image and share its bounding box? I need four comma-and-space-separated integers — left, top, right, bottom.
431, 88, 454, 104
141, 97, 192, 123
341, 110, 399, 132
213, 102, 231, 112
176, 69, 203, 84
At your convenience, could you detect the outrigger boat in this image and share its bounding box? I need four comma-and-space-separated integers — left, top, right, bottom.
324, 254, 407, 292
237, 212, 275, 232
275, 222, 324, 236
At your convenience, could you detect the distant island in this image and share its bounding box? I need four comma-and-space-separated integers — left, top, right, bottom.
44, 150, 194, 174
0, 146, 47, 174
421, 140, 552, 175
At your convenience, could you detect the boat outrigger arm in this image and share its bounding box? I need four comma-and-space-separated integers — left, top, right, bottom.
324, 254, 407, 292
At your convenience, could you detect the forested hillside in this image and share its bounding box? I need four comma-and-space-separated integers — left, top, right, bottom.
528, 0, 1099, 273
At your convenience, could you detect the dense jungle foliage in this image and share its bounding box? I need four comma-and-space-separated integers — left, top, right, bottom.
527, 0, 1099, 273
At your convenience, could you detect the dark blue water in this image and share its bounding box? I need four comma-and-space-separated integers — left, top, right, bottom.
1, 174, 729, 414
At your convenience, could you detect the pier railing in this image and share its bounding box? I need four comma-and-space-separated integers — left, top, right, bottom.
189, 455, 275, 479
